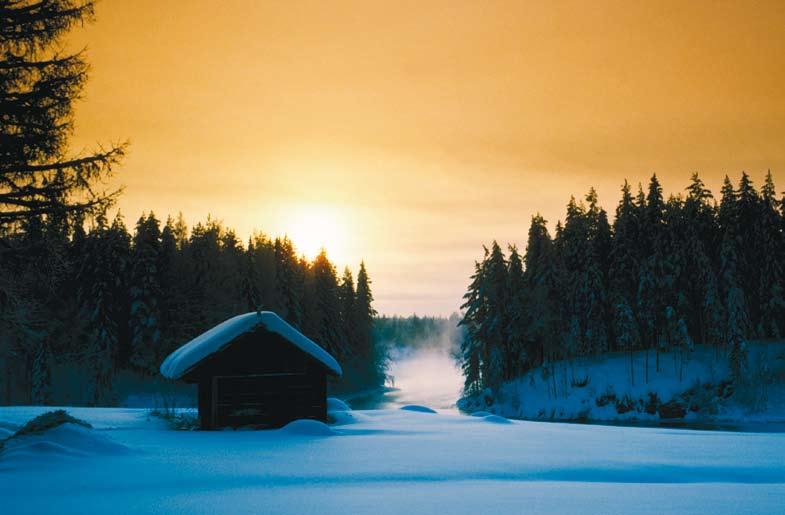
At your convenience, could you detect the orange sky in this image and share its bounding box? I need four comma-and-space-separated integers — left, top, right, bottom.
69, 0, 785, 315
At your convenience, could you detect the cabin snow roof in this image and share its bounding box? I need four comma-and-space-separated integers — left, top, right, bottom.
160, 311, 342, 379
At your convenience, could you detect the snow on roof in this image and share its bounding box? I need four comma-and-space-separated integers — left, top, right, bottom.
159, 311, 342, 379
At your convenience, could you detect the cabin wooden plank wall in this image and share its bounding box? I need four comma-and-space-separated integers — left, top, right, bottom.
211, 372, 326, 428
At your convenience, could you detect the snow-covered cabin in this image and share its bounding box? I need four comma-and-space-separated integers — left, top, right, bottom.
160, 311, 342, 429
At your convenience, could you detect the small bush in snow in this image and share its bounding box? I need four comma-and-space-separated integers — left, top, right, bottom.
150, 409, 199, 430
658, 399, 687, 419
596, 391, 617, 408
571, 375, 590, 388
1, 410, 92, 451
482, 388, 494, 407
644, 393, 660, 415
149, 396, 199, 430
615, 396, 635, 414
15, 410, 91, 436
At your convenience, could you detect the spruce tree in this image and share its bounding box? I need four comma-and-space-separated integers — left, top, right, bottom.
560, 197, 589, 356
310, 250, 343, 359
506, 245, 528, 375
244, 233, 276, 311
736, 172, 762, 329
757, 171, 785, 337
273, 237, 304, 328
338, 267, 356, 351
0, 0, 126, 229
107, 213, 131, 369
482, 242, 509, 385
354, 262, 383, 386
585, 189, 610, 354
719, 177, 751, 342
720, 195, 751, 378
128, 213, 162, 374
79, 214, 121, 405
609, 181, 640, 311
685, 172, 720, 259
460, 255, 487, 394
522, 215, 557, 368
158, 216, 180, 357
683, 173, 721, 346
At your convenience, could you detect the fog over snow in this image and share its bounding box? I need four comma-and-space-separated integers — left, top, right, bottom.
386, 346, 464, 413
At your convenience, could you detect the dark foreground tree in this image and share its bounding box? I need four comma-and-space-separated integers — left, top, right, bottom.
0, 0, 125, 229
0, 0, 126, 403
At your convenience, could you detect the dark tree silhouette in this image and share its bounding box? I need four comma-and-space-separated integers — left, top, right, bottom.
0, 0, 125, 229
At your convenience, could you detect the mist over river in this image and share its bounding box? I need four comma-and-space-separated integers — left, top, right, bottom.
348, 346, 464, 414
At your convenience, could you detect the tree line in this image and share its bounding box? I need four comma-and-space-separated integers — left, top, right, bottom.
0, 1, 385, 405
374, 314, 463, 353
460, 172, 785, 394
2, 211, 384, 404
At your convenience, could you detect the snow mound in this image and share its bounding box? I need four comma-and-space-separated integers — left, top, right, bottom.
278, 419, 336, 436
328, 410, 358, 426
1, 423, 132, 465
470, 411, 494, 417
400, 405, 437, 414
479, 415, 512, 424
327, 398, 351, 412
0, 425, 14, 440
0, 420, 17, 431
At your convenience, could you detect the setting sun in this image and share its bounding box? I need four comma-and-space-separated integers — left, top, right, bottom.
284, 204, 351, 262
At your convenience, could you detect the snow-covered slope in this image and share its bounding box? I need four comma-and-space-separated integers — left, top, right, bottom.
459, 342, 785, 425
1, 406, 784, 514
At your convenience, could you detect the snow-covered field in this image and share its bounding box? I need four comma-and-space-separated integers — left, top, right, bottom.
2, 405, 785, 515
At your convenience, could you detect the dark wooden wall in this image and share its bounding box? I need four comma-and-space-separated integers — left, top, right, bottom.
188, 328, 329, 429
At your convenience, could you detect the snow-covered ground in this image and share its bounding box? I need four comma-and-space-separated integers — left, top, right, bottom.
460, 342, 785, 426
2, 405, 785, 514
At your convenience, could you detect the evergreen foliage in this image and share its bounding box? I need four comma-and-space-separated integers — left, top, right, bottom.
461, 172, 785, 393
1, 209, 386, 403
0, 0, 125, 229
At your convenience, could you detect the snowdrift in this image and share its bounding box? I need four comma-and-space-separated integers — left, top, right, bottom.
1, 422, 131, 466
327, 397, 351, 412
1, 406, 785, 514
278, 419, 336, 436
400, 405, 437, 414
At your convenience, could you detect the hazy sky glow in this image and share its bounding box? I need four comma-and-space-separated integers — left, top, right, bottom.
69, 1, 785, 315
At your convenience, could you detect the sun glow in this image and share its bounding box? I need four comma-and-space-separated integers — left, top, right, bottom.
284, 204, 351, 262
